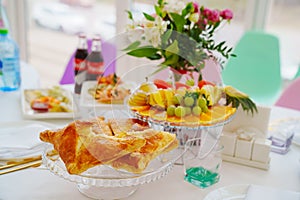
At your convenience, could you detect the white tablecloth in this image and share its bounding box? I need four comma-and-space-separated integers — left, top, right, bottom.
0, 65, 299, 200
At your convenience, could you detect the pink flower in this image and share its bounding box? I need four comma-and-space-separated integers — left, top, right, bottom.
207, 9, 220, 23
193, 2, 199, 13
220, 9, 233, 20
202, 8, 211, 18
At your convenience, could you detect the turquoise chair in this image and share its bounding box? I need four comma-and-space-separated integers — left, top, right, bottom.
293, 64, 300, 79
222, 30, 282, 106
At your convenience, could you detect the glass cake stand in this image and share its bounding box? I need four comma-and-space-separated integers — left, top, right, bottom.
42, 144, 183, 200
129, 110, 236, 165
130, 110, 236, 144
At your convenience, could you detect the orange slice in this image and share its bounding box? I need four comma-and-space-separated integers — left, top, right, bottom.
132, 105, 236, 127
200, 105, 236, 125
130, 105, 150, 112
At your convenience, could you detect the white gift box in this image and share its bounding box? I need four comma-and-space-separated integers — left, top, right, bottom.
221, 106, 272, 170
235, 137, 254, 160
220, 132, 237, 156
251, 138, 272, 163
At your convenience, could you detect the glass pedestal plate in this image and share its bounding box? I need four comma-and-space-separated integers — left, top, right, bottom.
130, 110, 236, 165
42, 144, 183, 200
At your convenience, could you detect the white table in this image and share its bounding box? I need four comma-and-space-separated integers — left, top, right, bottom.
0, 66, 299, 199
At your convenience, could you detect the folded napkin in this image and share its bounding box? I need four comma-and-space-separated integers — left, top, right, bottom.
245, 185, 300, 200
0, 124, 54, 159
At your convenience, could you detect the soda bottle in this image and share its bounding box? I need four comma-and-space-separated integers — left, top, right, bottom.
86, 35, 104, 81
74, 33, 88, 94
0, 29, 21, 92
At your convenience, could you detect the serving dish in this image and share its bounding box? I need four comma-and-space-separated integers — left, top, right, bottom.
42, 143, 183, 199
21, 87, 79, 119
80, 81, 137, 110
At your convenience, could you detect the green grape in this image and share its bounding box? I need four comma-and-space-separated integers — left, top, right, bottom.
198, 97, 207, 108
184, 96, 194, 107
185, 107, 192, 115
192, 106, 202, 116
173, 94, 183, 105
186, 79, 195, 86
167, 105, 176, 116
175, 106, 186, 117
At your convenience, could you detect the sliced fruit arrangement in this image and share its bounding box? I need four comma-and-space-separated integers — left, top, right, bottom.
128, 79, 257, 126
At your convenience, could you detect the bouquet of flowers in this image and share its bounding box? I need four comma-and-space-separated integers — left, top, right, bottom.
124, 0, 235, 78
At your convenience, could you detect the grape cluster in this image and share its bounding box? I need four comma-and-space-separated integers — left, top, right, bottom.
167, 90, 209, 118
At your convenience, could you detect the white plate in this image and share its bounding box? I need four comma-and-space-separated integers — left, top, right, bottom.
0, 120, 57, 159
80, 81, 137, 110
21, 87, 79, 119
204, 184, 250, 200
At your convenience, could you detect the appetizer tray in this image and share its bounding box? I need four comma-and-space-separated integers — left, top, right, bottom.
21, 87, 79, 119
80, 81, 137, 110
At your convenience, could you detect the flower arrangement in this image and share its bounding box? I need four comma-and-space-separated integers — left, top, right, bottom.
124, 0, 235, 78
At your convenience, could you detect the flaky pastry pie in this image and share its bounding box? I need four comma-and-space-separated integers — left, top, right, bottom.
40, 117, 178, 175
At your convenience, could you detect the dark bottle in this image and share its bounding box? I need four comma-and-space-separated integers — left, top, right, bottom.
74, 33, 88, 95
86, 35, 104, 81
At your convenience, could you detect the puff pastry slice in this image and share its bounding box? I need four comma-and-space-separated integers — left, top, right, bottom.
40, 118, 146, 174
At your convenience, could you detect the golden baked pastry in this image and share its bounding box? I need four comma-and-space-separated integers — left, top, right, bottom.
107, 118, 150, 136
40, 117, 147, 174
40, 117, 178, 175
111, 129, 178, 173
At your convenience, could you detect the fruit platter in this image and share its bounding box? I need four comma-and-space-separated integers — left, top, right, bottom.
127, 78, 257, 128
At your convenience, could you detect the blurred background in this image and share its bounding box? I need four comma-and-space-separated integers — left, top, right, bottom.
2, 0, 300, 87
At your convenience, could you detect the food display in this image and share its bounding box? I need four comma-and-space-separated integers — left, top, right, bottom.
128, 79, 257, 126
24, 86, 72, 113
39, 117, 178, 175
87, 73, 132, 104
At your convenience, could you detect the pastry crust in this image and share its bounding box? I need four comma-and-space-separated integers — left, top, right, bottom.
111, 129, 178, 173
40, 117, 146, 174
40, 117, 178, 175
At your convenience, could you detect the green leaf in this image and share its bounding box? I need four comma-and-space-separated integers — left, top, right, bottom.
169, 13, 185, 32
127, 46, 158, 58
165, 40, 179, 57
161, 54, 179, 66
182, 2, 194, 17
161, 29, 172, 46
126, 10, 133, 20
155, 5, 163, 17
143, 12, 155, 21
122, 41, 141, 51
157, 0, 164, 6
147, 53, 162, 60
